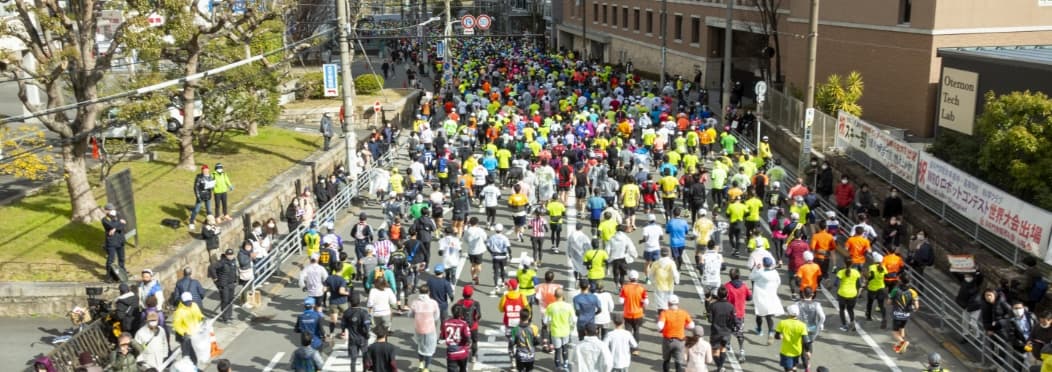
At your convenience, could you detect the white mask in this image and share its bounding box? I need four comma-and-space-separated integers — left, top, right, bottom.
253, 228, 262, 235
821, 165, 827, 169
108, 210, 117, 217
964, 276, 974, 283
267, 223, 275, 228
841, 179, 848, 184
1015, 309, 1026, 317
148, 320, 159, 328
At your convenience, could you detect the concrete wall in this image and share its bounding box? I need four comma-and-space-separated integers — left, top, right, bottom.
0, 145, 347, 317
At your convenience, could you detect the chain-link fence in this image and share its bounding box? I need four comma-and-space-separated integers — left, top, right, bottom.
760, 88, 838, 152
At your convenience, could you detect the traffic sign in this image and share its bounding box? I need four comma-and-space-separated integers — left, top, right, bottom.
476, 14, 492, 30
436, 41, 445, 58
322, 64, 338, 97
463, 28, 475, 35
804, 107, 815, 127
461, 14, 476, 29
373, 101, 381, 113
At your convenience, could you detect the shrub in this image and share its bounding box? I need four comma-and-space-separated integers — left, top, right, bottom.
299, 71, 324, 100
355, 74, 385, 95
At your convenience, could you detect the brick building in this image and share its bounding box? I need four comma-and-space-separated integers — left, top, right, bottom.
554, 0, 1052, 137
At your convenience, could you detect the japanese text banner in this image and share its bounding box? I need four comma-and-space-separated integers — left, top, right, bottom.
836, 111, 919, 183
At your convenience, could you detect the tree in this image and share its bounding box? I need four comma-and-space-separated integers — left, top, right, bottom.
0, 0, 158, 222
133, 0, 284, 170
975, 90, 1052, 209
815, 71, 864, 117
753, 0, 783, 85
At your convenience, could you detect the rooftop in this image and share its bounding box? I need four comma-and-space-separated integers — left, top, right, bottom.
938, 45, 1052, 69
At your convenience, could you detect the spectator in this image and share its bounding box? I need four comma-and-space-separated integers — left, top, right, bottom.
955, 270, 984, 338
833, 176, 855, 216
882, 188, 903, 219
136, 269, 164, 311
209, 248, 239, 323
882, 216, 908, 251
108, 334, 141, 372
101, 203, 127, 282
133, 311, 169, 370
314, 176, 331, 206
854, 183, 877, 218
815, 162, 833, 199
999, 300, 1037, 355
907, 230, 935, 276
320, 113, 334, 151
201, 215, 221, 262
171, 267, 206, 309
980, 288, 1013, 336
212, 163, 234, 222
1021, 256, 1048, 310
188, 164, 215, 231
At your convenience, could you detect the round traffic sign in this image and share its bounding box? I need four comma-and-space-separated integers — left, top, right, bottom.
476, 14, 492, 30
461, 15, 476, 29
754, 81, 768, 96
373, 101, 381, 113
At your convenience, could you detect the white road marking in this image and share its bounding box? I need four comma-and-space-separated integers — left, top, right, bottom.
262, 351, 285, 372
819, 285, 903, 372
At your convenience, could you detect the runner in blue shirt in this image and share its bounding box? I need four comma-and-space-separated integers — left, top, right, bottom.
666, 207, 690, 269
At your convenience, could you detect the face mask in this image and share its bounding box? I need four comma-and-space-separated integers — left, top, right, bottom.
217, 169, 223, 173
841, 179, 848, 184
253, 228, 262, 235
821, 165, 828, 169
148, 320, 159, 328
268, 223, 275, 228
108, 210, 117, 217
964, 276, 974, 283
1015, 309, 1026, 317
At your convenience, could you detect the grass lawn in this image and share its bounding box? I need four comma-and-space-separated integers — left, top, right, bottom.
0, 126, 321, 282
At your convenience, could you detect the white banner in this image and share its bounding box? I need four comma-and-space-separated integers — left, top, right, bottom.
917, 152, 1052, 262
835, 111, 919, 183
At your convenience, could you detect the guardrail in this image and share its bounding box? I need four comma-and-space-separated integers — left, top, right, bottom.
730, 129, 1030, 372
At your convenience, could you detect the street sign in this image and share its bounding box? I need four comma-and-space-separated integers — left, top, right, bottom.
231, 0, 246, 14
463, 27, 475, 35
755, 81, 767, 103
461, 14, 476, 29
436, 41, 444, 58
322, 64, 339, 97
804, 107, 815, 127
373, 101, 381, 113
476, 14, 492, 30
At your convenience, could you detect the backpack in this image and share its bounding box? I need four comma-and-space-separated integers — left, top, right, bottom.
373, 267, 386, 285
512, 326, 536, 362
892, 288, 916, 320
347, 308, 371, 347
389, 250, 409, 274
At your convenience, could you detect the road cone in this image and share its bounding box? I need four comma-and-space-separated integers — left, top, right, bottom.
209, 329, 223, 358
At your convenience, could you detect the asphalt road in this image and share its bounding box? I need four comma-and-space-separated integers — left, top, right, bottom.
213, 154, 966, 372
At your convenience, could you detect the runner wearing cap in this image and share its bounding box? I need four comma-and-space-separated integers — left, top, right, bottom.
810, 222, 837, 281
487, 224, 511, 293
453, 286, 482, 363
775, 304, 809, 372
657, 294, 695, 371
865, 253, 889, 329
619, 270, 647, 354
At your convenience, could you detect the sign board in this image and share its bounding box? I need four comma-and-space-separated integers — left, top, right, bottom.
461, 14, 476, 29
917, 152, 1052, 262
463, 27, 475, 35
105, 169, 138, 243
373, 101, 381, 113
835, 110, 919, 183
231, 0, 247, 14
804, 107, 815, 127
937, 67, 979, 135
947, 254, 977, 273
322, 64, 339, 97
436, 41, 445, 58
476, 14, 492, 30
754, 81, 767, 102
146, 13, 164, 27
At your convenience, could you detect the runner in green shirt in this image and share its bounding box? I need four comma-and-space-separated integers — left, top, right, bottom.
775, 304, 809, 372
544, 289, 577, 369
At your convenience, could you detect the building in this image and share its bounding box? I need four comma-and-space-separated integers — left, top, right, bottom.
554, 0, 1052, 137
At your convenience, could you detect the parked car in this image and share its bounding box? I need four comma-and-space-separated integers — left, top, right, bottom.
163, 97, 203, 133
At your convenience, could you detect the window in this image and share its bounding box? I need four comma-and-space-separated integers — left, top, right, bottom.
622, 7, 628, 28
674, 15, 683, 40
691, 17, 700, 43
594, 4, 599, 21
646, 10, 653, 33
611, 5, 617, 26
633, 9, 640, 30
899, 0, 912, 24
602, 5, 608, 23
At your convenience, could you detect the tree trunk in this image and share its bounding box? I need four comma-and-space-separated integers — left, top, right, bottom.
176, 52, 201, 170
772, 24, 783, 85
63, 139, 103, 222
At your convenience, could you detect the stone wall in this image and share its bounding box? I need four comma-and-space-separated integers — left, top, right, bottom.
0, 145, 347, 317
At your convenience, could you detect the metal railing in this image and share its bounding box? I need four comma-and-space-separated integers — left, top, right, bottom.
730, 129, 1030, 372
34, 321, 113, 372
760, 88, 838, 152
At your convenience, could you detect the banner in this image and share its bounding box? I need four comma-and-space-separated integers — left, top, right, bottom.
835, 111, 919, 183
917, 152, 1052, 262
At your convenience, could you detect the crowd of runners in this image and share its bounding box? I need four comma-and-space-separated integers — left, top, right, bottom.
286, 36, 959, 372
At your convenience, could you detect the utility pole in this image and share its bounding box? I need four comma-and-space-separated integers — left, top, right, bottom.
580, 0, 587, 60
799, 0, 819, 172
659, 0, 667, 87
336, 0, 357, 179
721, 0, 734, 114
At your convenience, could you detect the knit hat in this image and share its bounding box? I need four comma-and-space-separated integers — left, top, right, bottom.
507, 278, 519, 289
201, 164, 209, 171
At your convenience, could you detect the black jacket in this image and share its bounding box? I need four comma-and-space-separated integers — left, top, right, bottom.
201, 225, 220, 250
101, 216, 126, 248
882, 195, 903, 218
955, 273, 984, 311
209, 256, 238, 287
114, 292, 141, 332
980, 295, 1013, 332
171, 277, 207, 307
194, 173, 214, 200
816, 168, 834, 196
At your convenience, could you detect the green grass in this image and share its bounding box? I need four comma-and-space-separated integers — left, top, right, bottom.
0, 126, 321, 281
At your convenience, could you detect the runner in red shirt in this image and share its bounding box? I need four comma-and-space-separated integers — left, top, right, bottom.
441, 306, 473, 372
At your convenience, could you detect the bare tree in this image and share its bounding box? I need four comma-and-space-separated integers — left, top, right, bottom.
754, 0, 783, 85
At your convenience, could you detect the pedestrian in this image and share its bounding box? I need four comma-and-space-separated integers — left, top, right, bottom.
295, 297, 326, 350
410, 285, 439, 372
320, 112, 334, 151
545, 288, 577, 371
749, 257, 785, 345
658, 294, 695, 372
889, 276, 920, 353
453, 286, 483, 362
341, 292, 371, 372
834, 264, 863, 332
511, 308, 541, 372
487, 224, 511, 293
570, 323, 614, 372
108, 334, 141, 372
363, 327, 397, 372
101, 203, 127, 282
212, 163, 234, 221
441, 305, 473, 372
427, 264, 455, 321
170, 266, 205, 309
775, 304, 809, 372
136, 269, 164, 312
723, 268, 750, 362
290, 333, 325, 372
367, 279, 398, 332
188, 164, 215, 231
298, 253, 328, 307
